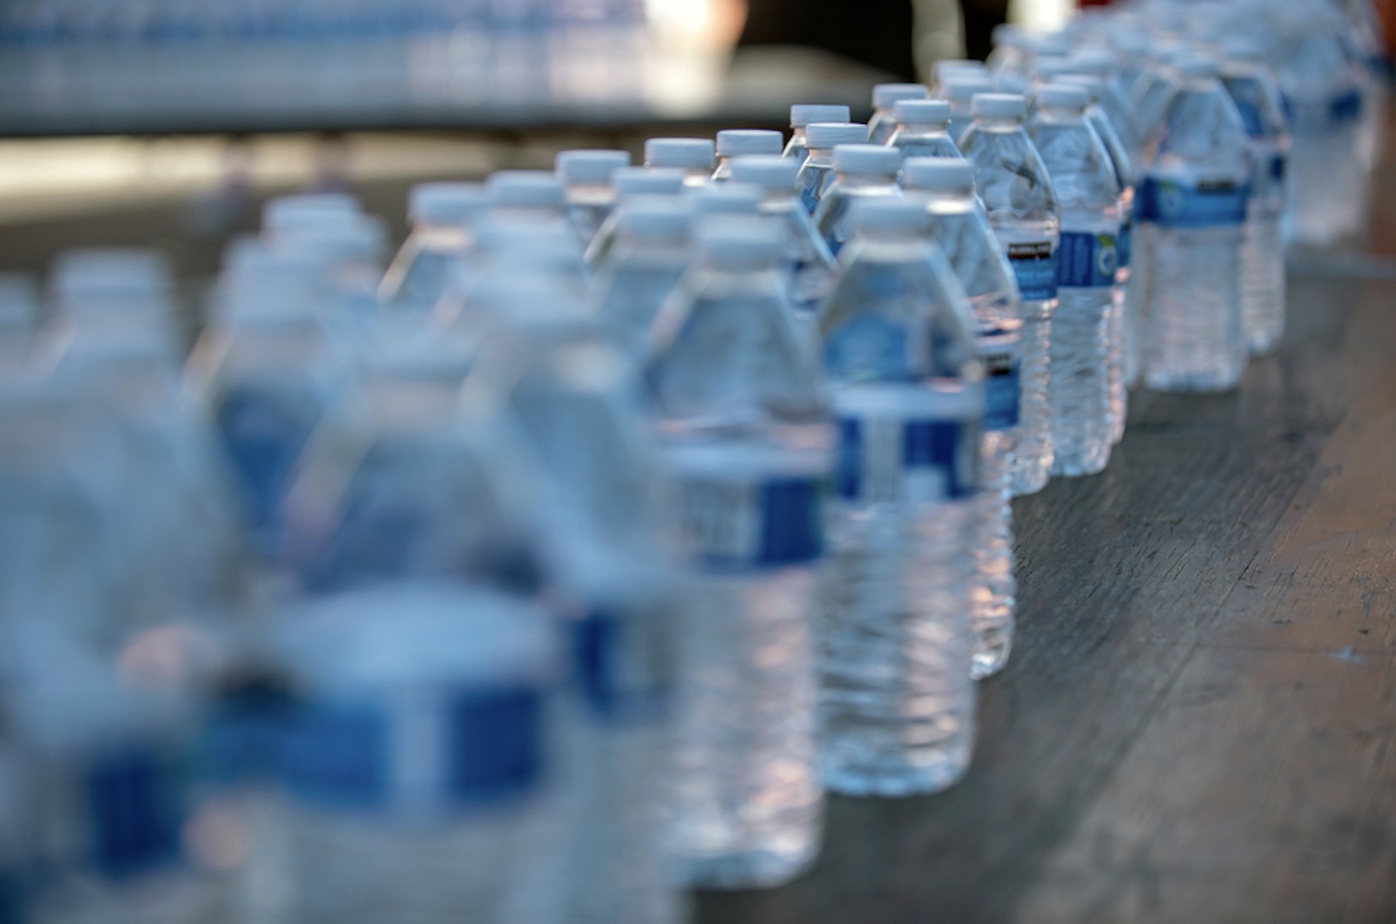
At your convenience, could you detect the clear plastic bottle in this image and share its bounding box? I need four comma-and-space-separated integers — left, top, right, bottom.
730, 154, 837, 314
886, 99, 963, 173
868, 83, 928, 144
644, 216, 830, 889
904, 156, 1020, 680
783, 104, 852, 165
795, 122, 869, 215
378, 183, 488, 315
584, 167, 688, 271
486, 170, 571, 226
644, 138, 717, 190
812, 144, 902, 259
1027, 84, 1121, 477
1222, 42, 1290, 356
939, 76, 996, 144
816, 198, 982, 794
555, 149, 632, 247
590, 197, 694, 355
1138, 56, 1253, 394
959, 92, 1060, 495
712, 130, 784, 183
271, 583, 560, 924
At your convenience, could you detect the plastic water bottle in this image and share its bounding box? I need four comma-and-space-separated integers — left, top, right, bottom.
486, 170, 570, 225
1222, 41, 1290, 355
555, 149, 632, 246
868, 83, 928, 145
591, 197, 693, 355
271, 583, 560, 924
644, 216, 830, 889
816, 198, 982, 794
1062, 48, 1146, 165
730, 155, 837, 314
795, 122, 869, 215
783, 104, 852, 165
262, 193, 363, 240
272, 215, 390, 344
378, 183, 488, 315
48, 247, 183, 357
644, 138, 716, 190
712, 130, 783, 184
190, 248, 344, 557
1138, 56, 1252, 393
958, 92, 1059, 495
886, 99, 963, 170
903, 156, 1020, 680
939, 76, 996, 144
1027, 83, 1121, 477
1059, 73, 1138, 423
812, 144, 902, 259
584, 167, 688, 270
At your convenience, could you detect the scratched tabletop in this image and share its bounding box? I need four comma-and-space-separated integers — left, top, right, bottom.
694, 111, 1396, 924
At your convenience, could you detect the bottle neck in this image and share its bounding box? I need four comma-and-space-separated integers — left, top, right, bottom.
971, 116, 1025, 132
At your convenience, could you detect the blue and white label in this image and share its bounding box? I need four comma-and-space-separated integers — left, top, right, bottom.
981, 346, 1021, 432
836, 415, 978, 502
1270, 154, 1287, 184
573, 608, 670, 721
1005, 240, 1059, 302
1058, 230, 1119, 289
1329, 88, 1363, 123
1137, 177, 1251, 229
86, 746, 184, 878
680, 475, 824, 571
280, 686, 544, 810
1117, 213, 1133, 270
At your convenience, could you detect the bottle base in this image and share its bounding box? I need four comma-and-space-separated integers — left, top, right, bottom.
971, 630, 1013, 680
1051, 448, 1110, 478
820, 741, 973, 798
1144, 366, 1244, 394
1247, 330, 1283, 356
668, 840, 819, 890
1010, 463, 1051, 497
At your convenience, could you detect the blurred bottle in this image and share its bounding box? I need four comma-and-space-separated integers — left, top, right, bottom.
795, 122, 869, 215
47, 248, 182, 358
816, 198, 982, 795
1222, 41, 1290, 355
555, 150, 632, 246
1027, 84, 1121, 477
812, 144, 902, 259
711, 130, 783, 184
591, 197, 694, 356
585, 168, 689, 271
190, 247, 344, 559
959, 93, 1060, 496
868, 83, 928, 144
271, 584, 559, 924
0, 274, 39, 368
272, 214, 390, 345
262, 194, 364, 243
939, 76, 996, 145
886, 99, 963, 174
1137, 57, 1252, 393
783, 104, 852, 165
379, 183, 489, 315
731, 155, 838, 314
644, 139, 717, 190
692, 183, 764, 219
1063, 48, 1146, 167
904, 156, 1021, 680
645, 217, 830, 889
933, 59, 988, 89
486, 171, 571, 226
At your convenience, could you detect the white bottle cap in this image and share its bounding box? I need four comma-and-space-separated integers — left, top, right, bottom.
555, 149, 631, 186
279, 214, 389, 264
729, 155, 801, 191
850, 198, 931, 236
1057, 73, 1105, 103
971, 93, 1028, 120
219, 248, 333, 322
901, 156, 976, 194
487, 171, 567, 209
716, 130, 784, 157
1177, 56, 1221, 80
995, 74, 1031, 95
805, 122, 869, 150
833, 144, 902, 176
695, 216, 785, 270
644, 138, 716, 171
992, 22, 1026, 48
612, 167, 687, 198
51, 248, 174, 298
1035, 83, 1091, 112
263, 193, 361, 233
893, 99, 953, 125
873, 83, 929, 108
1033, 58, 1085, 82
1071, 48, 1119, 75
409, 182, 488, 226
693, 182, 765, 215
933, 60, 987, 87
942, 76, 996, 104
616, 197, 692, 239
790, 104, 851, 128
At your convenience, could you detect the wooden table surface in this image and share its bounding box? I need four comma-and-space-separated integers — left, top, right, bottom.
696, 114, 1396, 924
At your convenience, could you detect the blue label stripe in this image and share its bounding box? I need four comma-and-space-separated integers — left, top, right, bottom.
87, 748, 183, 878
836, 418, 864, 500
445, 687, 543, 804
1006, 241, 1059, 301
1117, 218, 1133, 270
1058, 231, 1119, 289
572, 611, 668, 721
281, 703, 389, 808
758, 478, 824, 565
984, 364, 1021, 431
837, 416, 977, 500
1137, 177, 1250, 228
